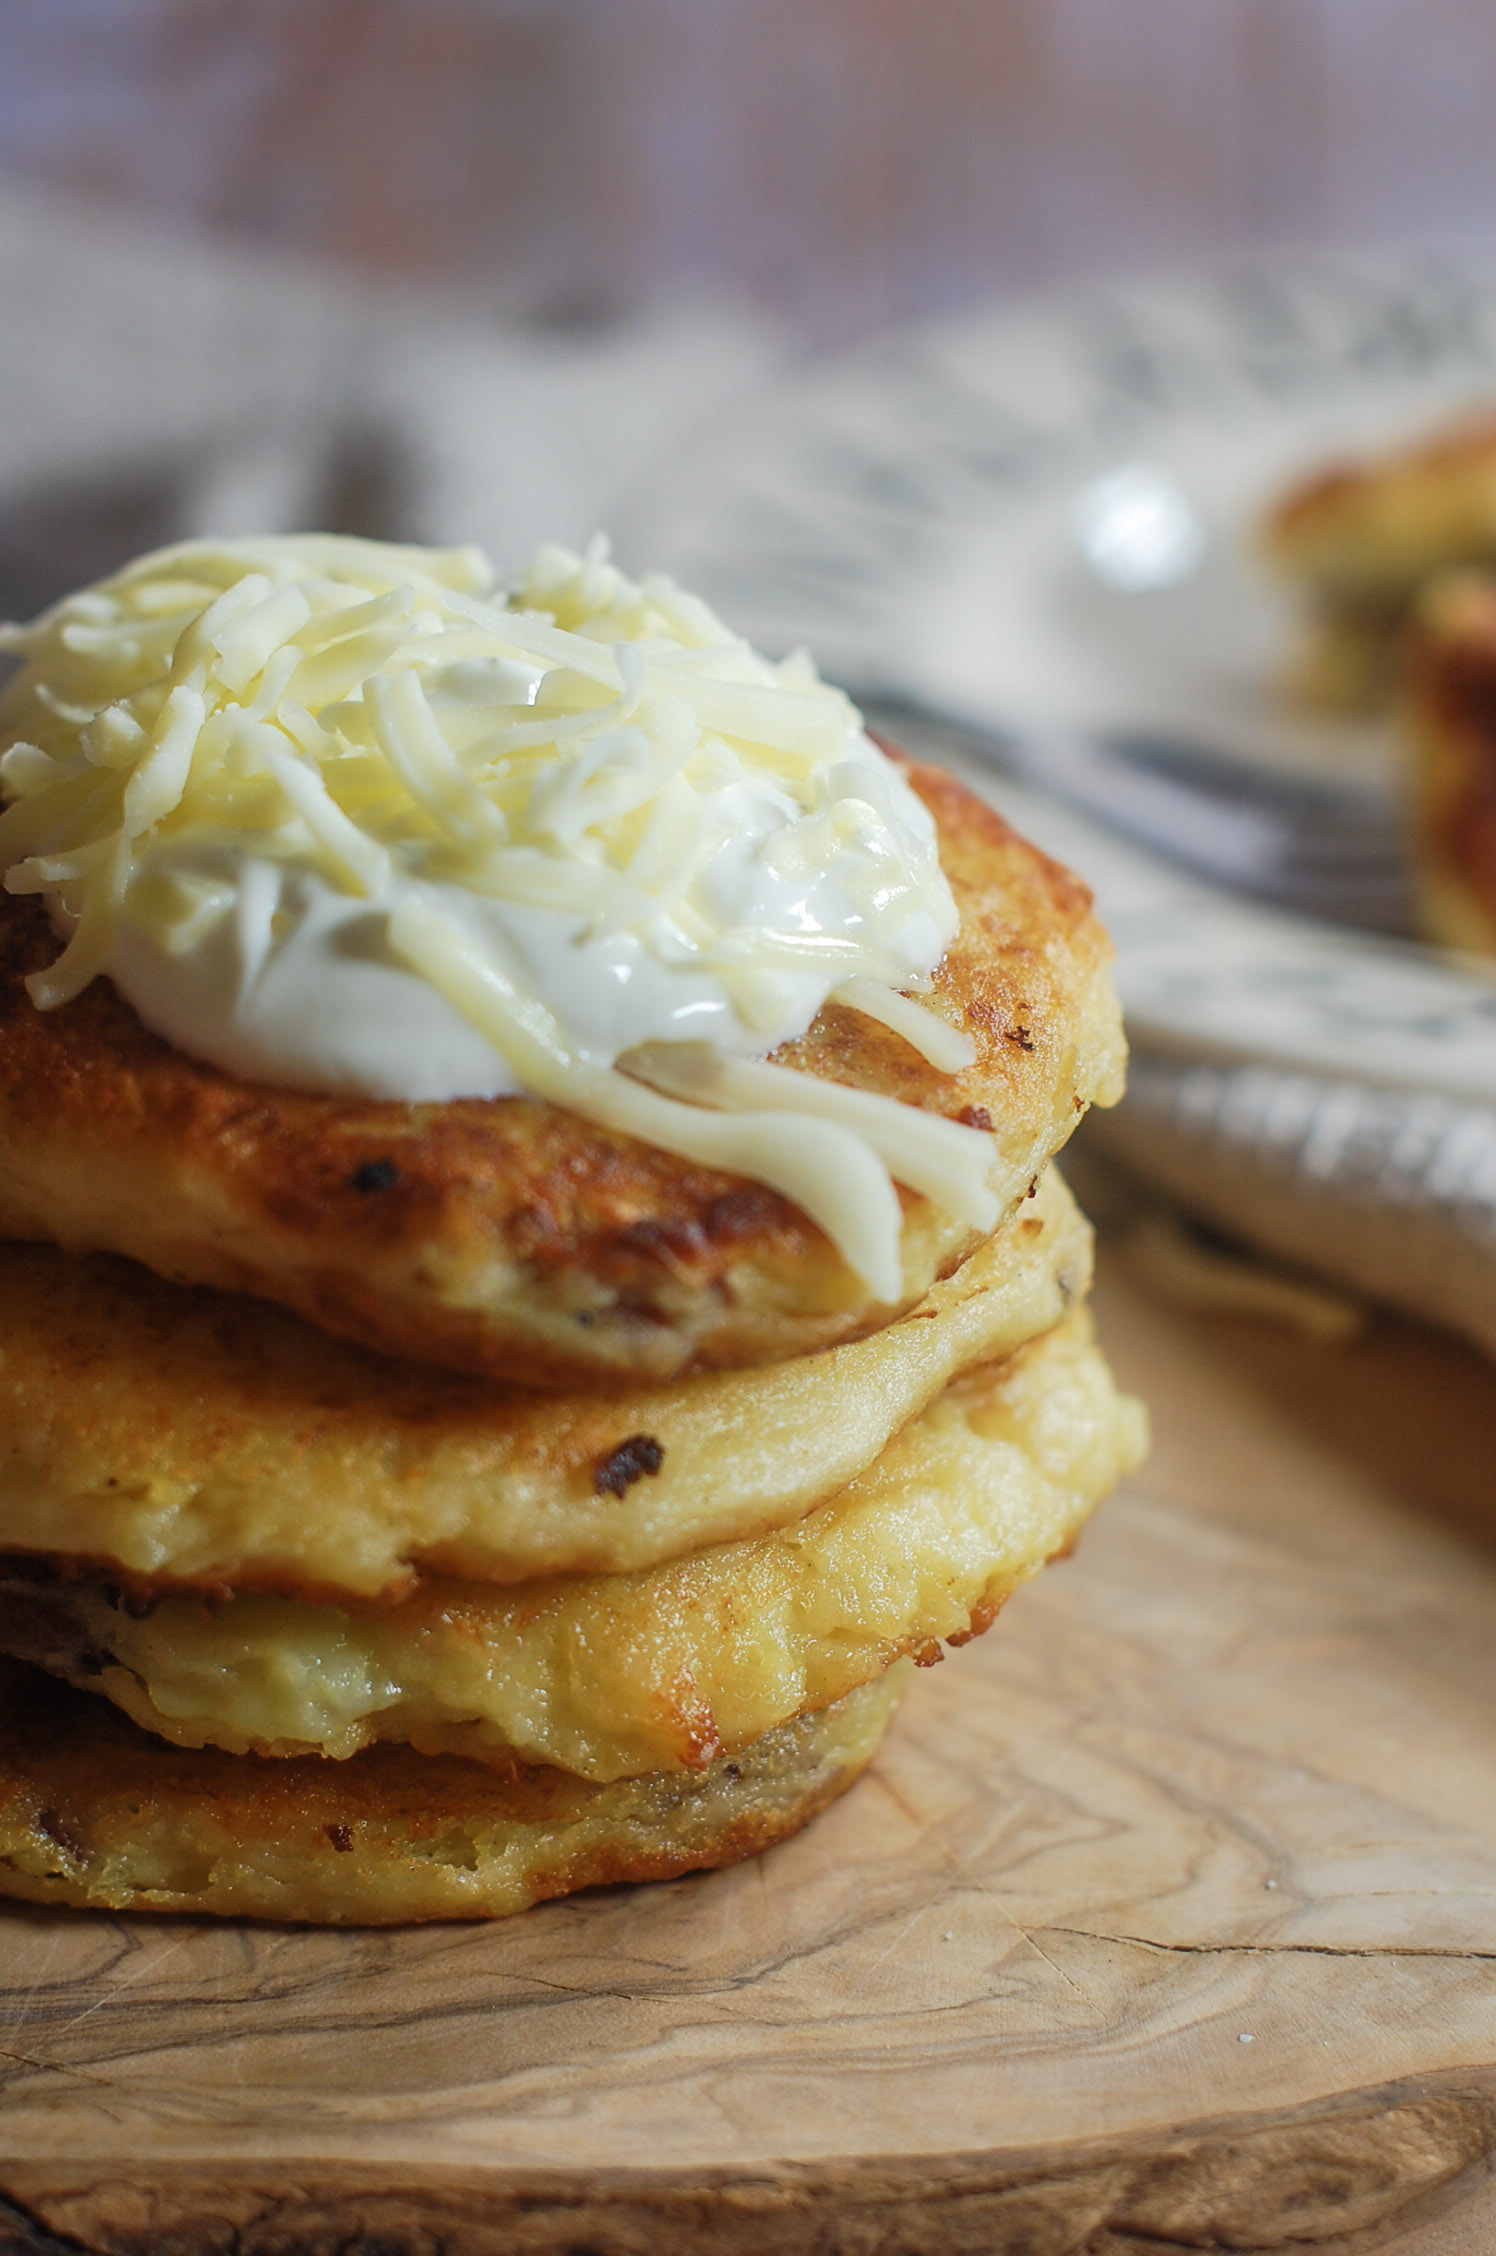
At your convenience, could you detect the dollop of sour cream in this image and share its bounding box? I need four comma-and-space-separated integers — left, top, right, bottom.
0, 534, 998, 1298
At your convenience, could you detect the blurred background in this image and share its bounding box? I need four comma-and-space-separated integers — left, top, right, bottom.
6, 0, 1496, 343
2, 0, 1496, 601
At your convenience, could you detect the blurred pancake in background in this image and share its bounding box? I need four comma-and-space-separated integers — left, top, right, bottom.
1259, 413, 1496, 715
1404, 570, 1496, 954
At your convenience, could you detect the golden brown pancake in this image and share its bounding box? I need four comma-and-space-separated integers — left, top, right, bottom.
0, 1659, 905, 1923
0, 1310, 1145, 1780
1402, 570, 1496, 953
0, 1166, 1088, 1599
1261, 413, 1496, 606
0, 760, 1124, 1388
1259, 413, 1496, 712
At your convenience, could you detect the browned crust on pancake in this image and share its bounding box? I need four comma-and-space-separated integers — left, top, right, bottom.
0, 758, 1123, 1385
1260, 412, 1496, 602
0, 1660, 900, 1923
1403, 571, 1496, 952
0, 1169, 1090, 1601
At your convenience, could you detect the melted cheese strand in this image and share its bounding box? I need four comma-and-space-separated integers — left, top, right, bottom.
620, 1042, 999, 1231
388, 899, 906, 1299
830, 977, 977, 1071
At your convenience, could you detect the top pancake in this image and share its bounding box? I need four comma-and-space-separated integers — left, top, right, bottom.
0, 758, 1123, 1387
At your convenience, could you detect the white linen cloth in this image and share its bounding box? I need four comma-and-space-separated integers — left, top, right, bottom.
938, 757, 1496, 1361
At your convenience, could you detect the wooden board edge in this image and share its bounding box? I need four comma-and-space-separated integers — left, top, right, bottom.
5, 2068, 1496, 2256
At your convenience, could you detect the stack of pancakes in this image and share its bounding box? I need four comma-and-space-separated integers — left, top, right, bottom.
1259, 414, 1496, 952
1403, 570, 1496, 954
0, 759, 1144, 1923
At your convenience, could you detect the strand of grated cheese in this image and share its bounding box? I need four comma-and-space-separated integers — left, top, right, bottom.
387, 898, 908, 1303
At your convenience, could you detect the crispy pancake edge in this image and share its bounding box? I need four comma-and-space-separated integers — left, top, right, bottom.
0, 1167, 1090, 1601
1259, 412, 1496, 600
0, 1306, 1148, 1779
0, 1660, 906, 1923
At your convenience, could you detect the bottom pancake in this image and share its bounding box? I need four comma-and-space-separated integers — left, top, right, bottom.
0, 1659, 906, 1925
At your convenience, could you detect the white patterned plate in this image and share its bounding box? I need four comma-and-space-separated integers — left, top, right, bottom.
618, 250, 1496, 789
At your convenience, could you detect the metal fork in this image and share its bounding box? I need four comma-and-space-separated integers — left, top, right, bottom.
861, 694, 1416, 938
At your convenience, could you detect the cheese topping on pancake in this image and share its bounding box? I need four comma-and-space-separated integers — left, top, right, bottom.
0, 534, 996, 1298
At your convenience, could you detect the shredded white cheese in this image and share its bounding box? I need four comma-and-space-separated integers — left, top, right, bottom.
0, 533, 995, 1296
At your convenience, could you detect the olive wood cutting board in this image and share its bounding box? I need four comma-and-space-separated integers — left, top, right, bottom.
2, 1246, 1496, 2256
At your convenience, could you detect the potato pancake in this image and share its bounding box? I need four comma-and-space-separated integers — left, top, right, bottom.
0, 1310, 1145, 1780
1259, 413, 1496, 711
0, 1659, 905, 1924
1261, 413, 1496, 609
0, 1165, 1088, 1599
0, 761, 1123, 1387
1403, 570, 1496, 953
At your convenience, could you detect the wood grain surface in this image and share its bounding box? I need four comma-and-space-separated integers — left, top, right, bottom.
1, 1247, 1495, 2254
